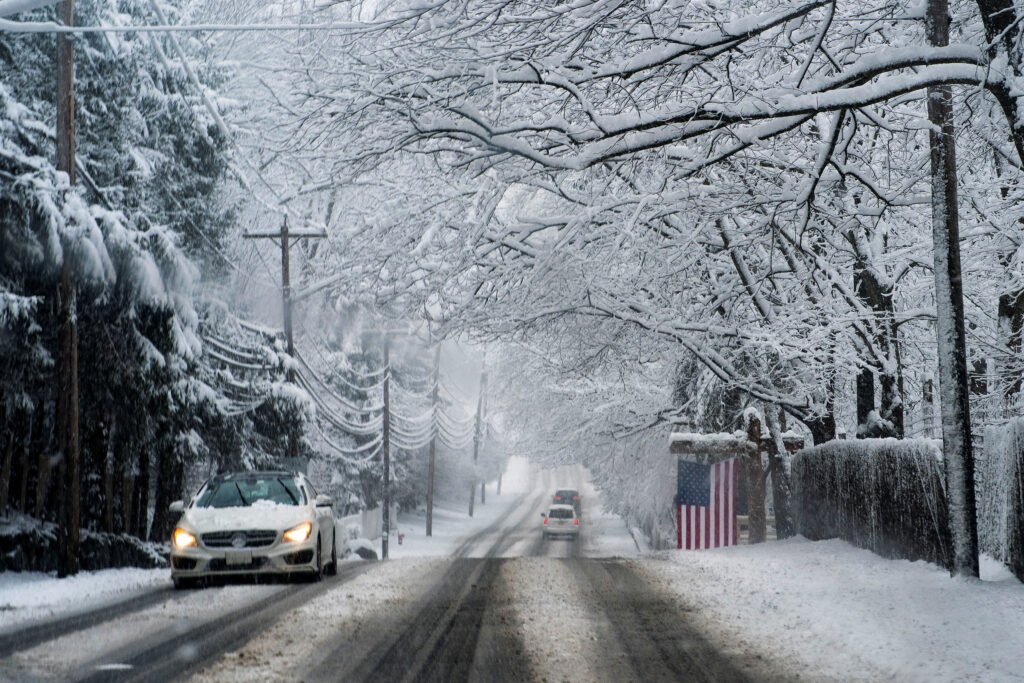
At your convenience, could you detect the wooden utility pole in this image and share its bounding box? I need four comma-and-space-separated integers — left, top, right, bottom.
426, 344, 440, 537
468, 369, 487, 517
243, 217, 325, 468
56, 0, 80, 578
381, 339, 391, 559
926, 0, 979, 577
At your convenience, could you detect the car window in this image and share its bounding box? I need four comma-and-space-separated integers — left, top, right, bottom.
549, 508, 574, 519
194, 477, 303, 508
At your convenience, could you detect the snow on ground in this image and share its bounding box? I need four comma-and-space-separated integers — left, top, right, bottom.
502, 558, 617, 682
191, 558, 448, 682
0, 567, 168, 630
637, 537, 1024, 682
2, 582, 286, 680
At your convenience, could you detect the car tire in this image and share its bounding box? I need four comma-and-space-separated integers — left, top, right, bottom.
173, 577, 197, 590
314, 535, 324, 582
326, 530, 338, 576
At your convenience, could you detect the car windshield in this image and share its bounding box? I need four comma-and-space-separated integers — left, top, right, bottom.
194, 477, 303, 508
555, 490, 577, 498
549, 508, 574, 519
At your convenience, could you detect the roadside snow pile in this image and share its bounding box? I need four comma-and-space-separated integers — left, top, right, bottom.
643, 537, 1024, 681
346, 538, 378, 560
0, 567, 168, 629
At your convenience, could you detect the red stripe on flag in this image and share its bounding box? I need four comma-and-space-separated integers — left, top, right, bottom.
677, 505, 682, 550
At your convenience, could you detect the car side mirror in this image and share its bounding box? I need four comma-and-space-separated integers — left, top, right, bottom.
315, 494, 333, 508
169, 500, 185, 514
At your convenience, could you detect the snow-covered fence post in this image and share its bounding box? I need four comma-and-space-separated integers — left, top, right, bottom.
745, 411, 766, 544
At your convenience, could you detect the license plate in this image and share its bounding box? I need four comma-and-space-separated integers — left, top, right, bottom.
225, 550, 252, 566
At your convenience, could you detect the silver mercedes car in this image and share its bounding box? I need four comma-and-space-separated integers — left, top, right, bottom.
169, 471, 338, 588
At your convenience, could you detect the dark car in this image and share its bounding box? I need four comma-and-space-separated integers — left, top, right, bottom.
553, 488, 581, 516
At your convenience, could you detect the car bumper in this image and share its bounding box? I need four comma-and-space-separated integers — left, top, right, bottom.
170, 538, 319, 579
543, 526, 580, 537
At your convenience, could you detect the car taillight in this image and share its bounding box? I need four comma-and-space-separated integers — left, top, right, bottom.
544, 518, 548, 524
575, 519, 579, 525
573, 496, 580, 500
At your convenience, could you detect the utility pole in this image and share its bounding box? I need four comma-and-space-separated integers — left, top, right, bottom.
926, 0, 979, 577
381, 339, 391, 559
243, 217, 325, 469
56, 0, 80, 578
468, 369, 487, 517
426, 344, 440, 537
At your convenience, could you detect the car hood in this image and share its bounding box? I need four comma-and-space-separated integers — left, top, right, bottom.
182, 501, 311, 532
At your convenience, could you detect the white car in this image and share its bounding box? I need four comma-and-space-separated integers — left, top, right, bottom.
169, 471, 338, 588
541, 504, 580, 540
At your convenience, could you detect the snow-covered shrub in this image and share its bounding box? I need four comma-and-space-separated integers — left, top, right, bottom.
979, 419, 1024, 582
792, 439, 952, 570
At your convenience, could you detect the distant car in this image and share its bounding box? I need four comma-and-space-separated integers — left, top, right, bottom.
553, 488, 581, 516
541, 504, 579, 540
169, 471, 337, 588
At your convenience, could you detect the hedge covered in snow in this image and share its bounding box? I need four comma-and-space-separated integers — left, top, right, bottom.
792, 439, 952, 570
0, 513, 166, 573
979, 419, 1024, 582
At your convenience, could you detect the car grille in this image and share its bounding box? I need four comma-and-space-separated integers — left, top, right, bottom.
201, 529, 278, 548
207, 557, 269, 572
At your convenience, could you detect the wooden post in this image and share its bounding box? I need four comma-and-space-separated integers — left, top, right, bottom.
426, 344, 440, 537
745, 413, 767, 544
56, 0, 80, 577
382, 339, 391, 559
468, 369, 487, 517
243, 218, 324, 467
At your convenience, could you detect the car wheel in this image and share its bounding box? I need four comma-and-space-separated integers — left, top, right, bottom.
326, 530, 338, 576
173, 577, 196, 590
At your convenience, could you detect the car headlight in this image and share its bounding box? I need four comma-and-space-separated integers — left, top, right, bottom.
283, 522, 311, 543
174, 528, 197, 549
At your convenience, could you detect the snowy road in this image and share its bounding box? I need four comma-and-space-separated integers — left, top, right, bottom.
0, 474, 770, 682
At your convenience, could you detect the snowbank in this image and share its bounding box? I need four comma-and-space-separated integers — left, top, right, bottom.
0, 567, 168, 629
643, 537, 1024, 681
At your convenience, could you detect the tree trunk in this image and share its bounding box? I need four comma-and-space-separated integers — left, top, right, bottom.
0, 431, 13, 513
927, 0, 980, 577
104, 416, 116, 533
135, 448, 150, 539
764, 411, 795, 539
803, 410, 835, 445
745, 413, 766, 544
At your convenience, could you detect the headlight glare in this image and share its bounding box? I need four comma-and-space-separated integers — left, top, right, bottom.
174, 528, 197, 548
283, 522, 312, 544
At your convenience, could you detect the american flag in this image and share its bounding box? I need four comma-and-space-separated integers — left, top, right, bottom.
676, 457, 738, 549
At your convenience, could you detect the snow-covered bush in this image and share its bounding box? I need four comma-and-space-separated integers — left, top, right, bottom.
979, 419, 1024, 581
793, 439, 952, 570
